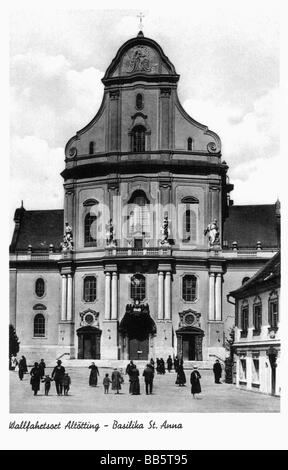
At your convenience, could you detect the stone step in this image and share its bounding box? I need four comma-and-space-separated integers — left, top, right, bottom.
53, 359, 216, 370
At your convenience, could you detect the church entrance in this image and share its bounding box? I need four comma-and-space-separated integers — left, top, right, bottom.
176, 327, 204, 361
77, 326, 101, 359
129, 338, 149, 360
119, 301, 156, 361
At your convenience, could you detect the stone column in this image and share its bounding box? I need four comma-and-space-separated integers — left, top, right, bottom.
158, 271, 164, 320
105, 272, 111, 320
164, 271, 172, 320
215, 273, 222, 321
208, 273, 215, 321
111, 272, 118, 320
66, 274, 73, 321
61, 274, 67, 321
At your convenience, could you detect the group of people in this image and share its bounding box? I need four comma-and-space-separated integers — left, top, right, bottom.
30, 359, 71, 396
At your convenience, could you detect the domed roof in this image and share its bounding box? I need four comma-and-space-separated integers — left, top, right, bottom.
102, 32, 179, 87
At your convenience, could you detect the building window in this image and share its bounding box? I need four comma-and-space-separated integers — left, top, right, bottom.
89, 141, 94, 155
187, 137, 193, 151
35, 278, 45, 297
181, 197, 199, 243
33, 314, 45, 337
131, 274, 146, 301
182, 275, 197, 302
136, 93, 143, 110
128, 190, 150, 236
84, 213, 97, 246
241, 302, 249, 336
83, 276, 97, 302
253, 297, 262, 334
132, 125, 146, 152
240, 359, 247, 380
269, 292, 279, 329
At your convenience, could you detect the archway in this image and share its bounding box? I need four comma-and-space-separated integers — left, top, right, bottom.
176, 326, 204, 361
76, 326, 102, 359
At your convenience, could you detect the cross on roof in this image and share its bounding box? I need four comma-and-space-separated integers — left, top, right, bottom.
137, 12, 145, 31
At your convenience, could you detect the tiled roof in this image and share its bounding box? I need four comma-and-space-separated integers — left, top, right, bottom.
223, 204, 279, 249
10, 209, 64, 251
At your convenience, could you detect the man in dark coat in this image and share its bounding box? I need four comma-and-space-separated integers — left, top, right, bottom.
143, 364, 154, 395
174, 356, 179, 373
39, 359, 46, 379
88, 362, 99, 386
130, 365, 140, 395
51, 360, 65, 395
126, 361, 134, 394
213, 360, 222, 384
18, 356, 26, 381
111, 368, 123, 394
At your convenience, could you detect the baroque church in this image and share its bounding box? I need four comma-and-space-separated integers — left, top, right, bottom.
9, 31, 280, 365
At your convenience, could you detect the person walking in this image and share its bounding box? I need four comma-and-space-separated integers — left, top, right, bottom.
21, 355, 28, 373
88, 362, 99, 387
174, 356, 179, 373
149, 358, 155, 372
51, 360, 65, 396
18, 356, 26, 381
39, 359, 46, 379
143, 363, 154, 395
213, 360, 222, 384
175, 362, 186, 386
126, 360, 134, 394
42, 374, 53, 396
103, 373, 112, 394
111, 368, 123, 394
167, 355, 173, 373
63, 373, 71, 395
190, 366, 202, 398
30, 362, 41, 396
159, 358, 166, 374
130, 365, 140, 395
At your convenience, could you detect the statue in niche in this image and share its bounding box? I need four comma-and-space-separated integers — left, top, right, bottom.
60, 222, 73, 251
204, 219, 220, 246
160, 215, 170, 245
106, 219, 116, 247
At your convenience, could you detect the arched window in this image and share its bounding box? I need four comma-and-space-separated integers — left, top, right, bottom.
268, 291, 279, 329
84, 213, 97, 246
128, 190, 150, 235
253, 296, 262, 334
131, 274, 146, 301
89, 141, 94, 155
182, 197, 198, 242
35, 278, 45, 297
132, 125, 146, 152
182, 275, 197, 302
187, 137, 193, 151
136, 93, 143, 110
33, 314, 45, 337
83, 276, 97, 302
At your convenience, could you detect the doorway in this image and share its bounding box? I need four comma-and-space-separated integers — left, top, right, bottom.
129, 337, 149, 360
176, 327, 204, 361
182, 335, 196, 360
77, 326, 101, 359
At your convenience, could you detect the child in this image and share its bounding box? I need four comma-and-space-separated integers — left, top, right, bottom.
63, 373, 71, 396
42, 375, 53, 396
103, 373, 112, 394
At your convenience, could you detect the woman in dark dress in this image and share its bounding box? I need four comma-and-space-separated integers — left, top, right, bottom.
175, 363, 186, 386
30, 362, 41, 396
89, 362, 99, 387
111, 368, 123, 394
39, 359, 46, 379
130, 365, 140, 395
190, 366, 202, 398
18, 356, 26, 381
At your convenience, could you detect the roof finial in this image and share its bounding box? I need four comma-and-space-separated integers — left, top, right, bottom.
137, 12, 145, 33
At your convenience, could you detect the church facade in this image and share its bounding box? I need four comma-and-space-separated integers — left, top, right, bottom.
9, 32, 280, 365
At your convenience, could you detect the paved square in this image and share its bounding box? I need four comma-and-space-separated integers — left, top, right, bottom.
10, 367, 280, 413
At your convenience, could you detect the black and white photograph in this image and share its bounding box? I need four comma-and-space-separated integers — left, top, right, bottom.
2, 0, 287, 451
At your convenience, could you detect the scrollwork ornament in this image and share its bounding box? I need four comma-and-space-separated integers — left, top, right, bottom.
207, 142, 217, 153
69, 147, 77, 158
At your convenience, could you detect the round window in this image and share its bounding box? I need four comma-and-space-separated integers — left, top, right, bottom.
185, 314, 195, 325
84, 313, 94, 325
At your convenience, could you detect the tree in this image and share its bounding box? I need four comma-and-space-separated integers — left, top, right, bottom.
9, 324, 20, 360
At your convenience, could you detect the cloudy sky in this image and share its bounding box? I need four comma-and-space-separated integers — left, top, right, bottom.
9, 1, 281, 229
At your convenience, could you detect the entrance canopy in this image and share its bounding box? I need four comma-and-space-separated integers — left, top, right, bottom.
119, 302, 156, 340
